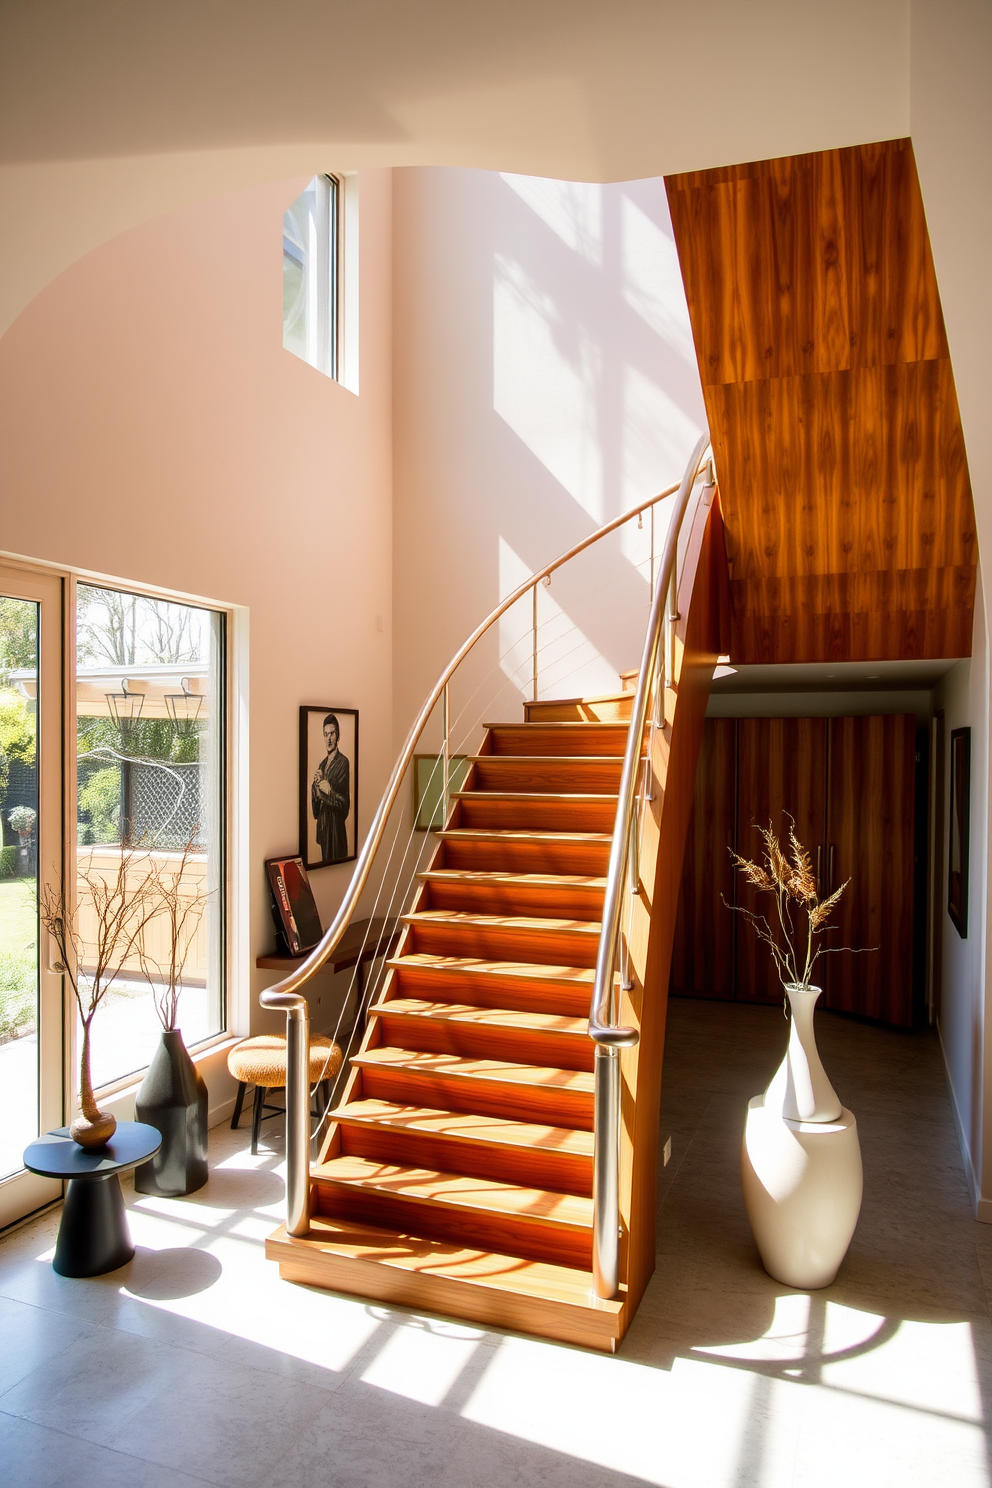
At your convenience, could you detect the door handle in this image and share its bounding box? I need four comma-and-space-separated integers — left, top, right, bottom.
816, 845, 822, 891
828, 844, 835, 893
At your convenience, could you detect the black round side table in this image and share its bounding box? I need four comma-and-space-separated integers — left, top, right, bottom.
23, 1123, 162, 1278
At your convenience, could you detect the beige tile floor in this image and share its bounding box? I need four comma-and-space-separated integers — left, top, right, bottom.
1, 999, 990, 1487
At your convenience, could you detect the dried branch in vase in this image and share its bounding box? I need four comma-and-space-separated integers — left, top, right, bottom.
723, 818, 875, 1005
136, 827, 214, 1033
40, 844, 161, 1147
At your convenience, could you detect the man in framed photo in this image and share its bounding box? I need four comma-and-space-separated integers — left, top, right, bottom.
312, 712, 350, 862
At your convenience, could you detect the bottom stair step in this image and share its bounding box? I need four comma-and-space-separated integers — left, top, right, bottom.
312, 1154, 593, 1268
266, 1214, 625, 1353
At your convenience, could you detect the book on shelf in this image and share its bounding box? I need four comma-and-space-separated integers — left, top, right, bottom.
265, 855, 323, 956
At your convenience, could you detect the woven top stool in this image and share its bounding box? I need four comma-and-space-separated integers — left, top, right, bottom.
228, 1034, 343, 1155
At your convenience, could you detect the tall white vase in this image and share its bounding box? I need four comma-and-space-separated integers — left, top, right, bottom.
741, 984, 863, 1289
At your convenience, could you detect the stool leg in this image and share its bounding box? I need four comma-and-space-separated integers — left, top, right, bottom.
251, 1084, 265, 1155
231, 1081, 247, 1131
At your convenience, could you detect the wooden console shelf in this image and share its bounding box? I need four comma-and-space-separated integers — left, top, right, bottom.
256, 917, 401, 989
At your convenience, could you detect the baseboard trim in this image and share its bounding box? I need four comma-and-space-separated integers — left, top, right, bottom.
936, 1017, 987, 1219
209, 1096, 239, 1128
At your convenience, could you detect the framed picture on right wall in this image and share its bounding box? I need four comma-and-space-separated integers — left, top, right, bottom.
949, 726, 971, 939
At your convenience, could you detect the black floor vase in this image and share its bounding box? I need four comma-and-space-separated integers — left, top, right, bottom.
134, 1028, 208, 1196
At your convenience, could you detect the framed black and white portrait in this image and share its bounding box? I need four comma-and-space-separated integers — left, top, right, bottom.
948, 726, 970, 939
300, 706, 358, 870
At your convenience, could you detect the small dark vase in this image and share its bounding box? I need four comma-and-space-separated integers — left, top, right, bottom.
134, 1028, 208, 1196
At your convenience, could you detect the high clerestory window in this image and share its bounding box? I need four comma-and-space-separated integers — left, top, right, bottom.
283, 174, 340, 379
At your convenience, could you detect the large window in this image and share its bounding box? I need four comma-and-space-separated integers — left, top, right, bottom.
75, 586, 226, 1090
283, 174, 340, 379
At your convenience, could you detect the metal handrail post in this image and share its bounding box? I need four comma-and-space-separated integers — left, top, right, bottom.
442, 682, 451, 826
592, 1045, 622, 1297
260, 991, 312, 1237
532, 583, 539, 702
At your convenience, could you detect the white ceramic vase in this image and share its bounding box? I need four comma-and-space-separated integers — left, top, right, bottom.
741, 983, 863, 1289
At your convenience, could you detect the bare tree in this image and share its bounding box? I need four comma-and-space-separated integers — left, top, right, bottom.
77, 587, 201, 667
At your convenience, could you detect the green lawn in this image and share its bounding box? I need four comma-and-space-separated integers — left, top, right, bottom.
0, 877, 37, 958
0, 878, 36, 1037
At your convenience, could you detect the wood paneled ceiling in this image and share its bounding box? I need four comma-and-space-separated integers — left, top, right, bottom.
666, 139, 976, 664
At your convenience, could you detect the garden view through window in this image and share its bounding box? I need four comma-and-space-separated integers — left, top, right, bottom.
0, 594, 40, 1181
75, 586, 225, 1089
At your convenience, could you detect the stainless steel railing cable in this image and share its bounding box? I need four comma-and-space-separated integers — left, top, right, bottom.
307, 524, 678, 1121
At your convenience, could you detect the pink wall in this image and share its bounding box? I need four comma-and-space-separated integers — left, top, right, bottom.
391, 167, 707, 755
0, 172, 395, 1093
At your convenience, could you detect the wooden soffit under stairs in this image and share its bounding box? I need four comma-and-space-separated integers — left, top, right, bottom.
666, 138, 977, 664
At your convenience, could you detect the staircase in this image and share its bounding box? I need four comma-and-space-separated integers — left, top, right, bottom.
267, 699, 634, 1351
263, 440, 730, 1353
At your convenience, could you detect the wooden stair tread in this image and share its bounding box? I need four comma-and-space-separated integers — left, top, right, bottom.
353, 1046, 595, 1093
452, 791, 618, 802
404, 910, 601, 935
467, 754, 625, 764
481, 721, 629, 731
369, 998, 589, 1035
266, 1216, 625, 1337
388, 954, 603, 987
332, 1099, 595, 1157
313, 1155, 592, 1228
439, 829, 613, 844
420, 869, 607, 890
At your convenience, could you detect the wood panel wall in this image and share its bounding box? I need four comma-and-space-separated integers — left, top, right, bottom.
672, 714, 918, 1028
735, 718, 828, 1004
666, 140, 977, 664
825, 714, 917, 1026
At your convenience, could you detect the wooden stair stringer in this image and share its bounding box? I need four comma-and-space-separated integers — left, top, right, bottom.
614, 488, 730, 1319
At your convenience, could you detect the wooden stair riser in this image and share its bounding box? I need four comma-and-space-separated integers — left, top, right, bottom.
486, 724, 629, 757
439, 833, 612, 875
388, 960, 593, 1016
525, 697, 633, 723
355, 1061, 595, 1130
369, 1007, 594, 1072
313, 1181, 592, 1270
453, 794, 618, 832
421, 875, 604, 922
470, 758, 624, 793
405, 916, 600, 968
337, 1121, 593, 1196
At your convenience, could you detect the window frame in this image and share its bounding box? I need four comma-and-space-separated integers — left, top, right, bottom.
72, 584, 233, 1098
0, 556, 239, 1113
283, 172, 342, 382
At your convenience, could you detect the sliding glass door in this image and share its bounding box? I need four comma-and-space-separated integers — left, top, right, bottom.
0, 566, 64, 1229
0, 564, 228, 1232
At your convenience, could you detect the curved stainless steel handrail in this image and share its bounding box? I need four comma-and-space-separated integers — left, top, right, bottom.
262, 456, 704, 1241
589, 433, 711, 1047
589, 432, 712, 1297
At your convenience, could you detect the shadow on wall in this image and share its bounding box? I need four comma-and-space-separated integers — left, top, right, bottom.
392, 167, 707, 745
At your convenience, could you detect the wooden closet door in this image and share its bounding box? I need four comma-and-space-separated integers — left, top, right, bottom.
823, 714, 916, 1027
671, 718, 737, 999
735, 717, 828, 1004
